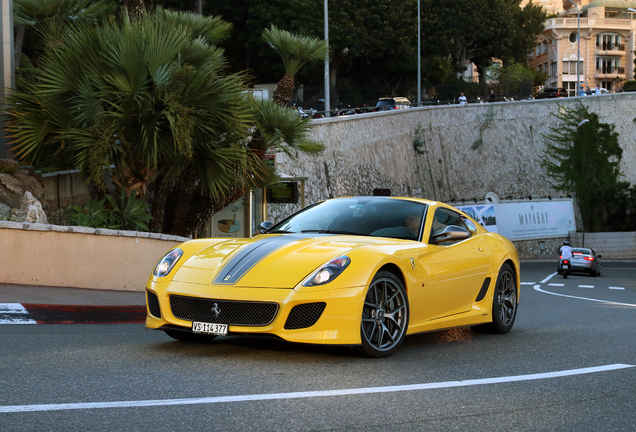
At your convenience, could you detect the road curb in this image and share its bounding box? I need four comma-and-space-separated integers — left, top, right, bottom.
0, 303, 146, 324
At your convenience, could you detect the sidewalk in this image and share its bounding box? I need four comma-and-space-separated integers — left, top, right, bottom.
0, 284, 146, 324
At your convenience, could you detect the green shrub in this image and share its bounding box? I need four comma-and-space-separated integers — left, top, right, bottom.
622, 80, 636, 92
68, 190, 153, 231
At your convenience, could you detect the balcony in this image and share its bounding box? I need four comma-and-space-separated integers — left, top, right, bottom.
544, 17, 633, 31
595, 66, 625, 78
596, 43, 626, 54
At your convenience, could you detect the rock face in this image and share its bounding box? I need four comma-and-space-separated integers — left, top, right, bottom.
10, 191, 48, 224
0, 159, 47, 222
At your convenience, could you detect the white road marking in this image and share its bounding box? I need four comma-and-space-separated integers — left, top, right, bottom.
520, 282, 535, 285
579, 285, 594, 289
0, 303, 37, 324
541, 273, 557, 283
533, 285, 636, 307
0, 364, 632, 413
548, 283, 564, 287
609, 287, 625, 290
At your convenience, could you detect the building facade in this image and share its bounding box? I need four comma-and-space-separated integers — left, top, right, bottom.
526, 0, 636, 94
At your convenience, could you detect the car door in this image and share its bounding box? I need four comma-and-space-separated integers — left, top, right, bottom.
422, 207, 491, 319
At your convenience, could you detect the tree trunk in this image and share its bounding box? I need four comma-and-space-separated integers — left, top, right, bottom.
273, 74, 294, 105
14, 26, 25, 69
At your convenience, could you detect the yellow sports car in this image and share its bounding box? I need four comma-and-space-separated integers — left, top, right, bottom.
146, 197, 519, 357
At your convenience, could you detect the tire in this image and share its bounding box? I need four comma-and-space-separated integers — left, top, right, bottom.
164, 329, 217, 343
472, 263, 517, 334
359, 271, 409, 358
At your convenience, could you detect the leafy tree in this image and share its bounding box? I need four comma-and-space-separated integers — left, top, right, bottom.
5, 9, 323, 237
541, 102, 629, 232
420, 0, 546, 85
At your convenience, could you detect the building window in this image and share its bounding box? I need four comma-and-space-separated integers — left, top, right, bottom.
596, 34, 623, 50
596, 57, 622, 74
569, 32, 578, 43
562, 61, 583, 75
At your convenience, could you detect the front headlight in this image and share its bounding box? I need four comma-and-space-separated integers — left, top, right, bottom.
303, 256, 351, 287
153, 248, 183, 277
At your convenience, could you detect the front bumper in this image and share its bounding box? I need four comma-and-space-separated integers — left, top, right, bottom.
145, 280, 367, 345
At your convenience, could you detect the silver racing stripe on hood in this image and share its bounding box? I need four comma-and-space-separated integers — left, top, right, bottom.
212, 234, 312, 285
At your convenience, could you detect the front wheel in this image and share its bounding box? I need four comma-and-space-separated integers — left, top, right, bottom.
472, 263, 517, 334
359, 271, 409, 358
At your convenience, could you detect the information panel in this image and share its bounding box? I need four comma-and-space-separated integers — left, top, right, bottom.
455, 200, 576, 241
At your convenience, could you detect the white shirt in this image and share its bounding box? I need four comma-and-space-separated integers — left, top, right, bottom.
595, 87, 601, 95
458, 95, 467, 105
560, 245, 573, 260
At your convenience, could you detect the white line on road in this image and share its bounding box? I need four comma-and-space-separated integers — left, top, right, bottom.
533, 285, 636, 307
520, 282, 536, 285
579, 285, 595, 289
0, 364, 632, 413
541, 273, 558, 284
609, 286, 626, 290
548, 283, 564, 287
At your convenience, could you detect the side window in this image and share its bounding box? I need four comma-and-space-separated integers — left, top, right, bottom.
429, 208, 470, 244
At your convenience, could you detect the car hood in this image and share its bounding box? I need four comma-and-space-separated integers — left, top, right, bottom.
172, 234, 387, 288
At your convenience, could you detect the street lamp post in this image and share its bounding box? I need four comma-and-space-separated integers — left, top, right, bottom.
567, 0, 581, 96
417, 0, 421, 107
324, 0, 330, 117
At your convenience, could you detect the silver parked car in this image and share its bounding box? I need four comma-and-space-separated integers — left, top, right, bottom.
557, 248, 602, 276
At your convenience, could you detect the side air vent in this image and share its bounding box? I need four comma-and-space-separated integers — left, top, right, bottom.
147, 290, 161, 318
475, 278, 492, 302
284, 302, 327, 330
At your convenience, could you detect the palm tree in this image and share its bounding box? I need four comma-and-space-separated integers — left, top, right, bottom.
5, 9, 323, 237
261, 25, 327, 106
13, 0, 118, 68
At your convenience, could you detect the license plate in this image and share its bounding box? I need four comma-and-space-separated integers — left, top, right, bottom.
561, 264, 568, 269
192, 321, 228, 336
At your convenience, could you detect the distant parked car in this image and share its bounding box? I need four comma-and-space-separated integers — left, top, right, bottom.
535, 88, 568, 99
374, 97, 412, 111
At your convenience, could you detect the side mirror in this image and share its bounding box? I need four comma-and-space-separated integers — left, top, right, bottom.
257, 221, 273, 234
432, 225, 470, 244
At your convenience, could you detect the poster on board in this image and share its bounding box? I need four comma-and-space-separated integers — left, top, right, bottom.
455, 200, 575, 241
210, 197, 245, 238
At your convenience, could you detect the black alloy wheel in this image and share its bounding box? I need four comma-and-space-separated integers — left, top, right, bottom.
360, 271, 409, 358
472, 263, 517, 334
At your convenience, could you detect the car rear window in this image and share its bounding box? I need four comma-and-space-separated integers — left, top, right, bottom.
572, 248, 591, 254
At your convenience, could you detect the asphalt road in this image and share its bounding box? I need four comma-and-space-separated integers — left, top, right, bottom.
1, 261, 635, 432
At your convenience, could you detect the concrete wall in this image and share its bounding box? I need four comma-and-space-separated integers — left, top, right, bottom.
570, 231, 636, 259
273, 93, 636, 223
0, 221, 187, 291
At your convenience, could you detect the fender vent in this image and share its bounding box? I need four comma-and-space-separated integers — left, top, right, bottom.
475, 278, 491, 302
284, 302, 327, 330
147, 291, 161, 318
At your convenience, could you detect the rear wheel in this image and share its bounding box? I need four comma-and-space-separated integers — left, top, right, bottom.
359, 271, 409, 358
472, 263, 517, 334
164, 329, 217, 343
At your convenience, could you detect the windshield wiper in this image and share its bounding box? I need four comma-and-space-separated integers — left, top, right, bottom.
301, 229, 364, 236
267, 230, 295, 234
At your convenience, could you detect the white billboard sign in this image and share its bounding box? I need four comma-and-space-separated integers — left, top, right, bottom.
456, 200, 576, 241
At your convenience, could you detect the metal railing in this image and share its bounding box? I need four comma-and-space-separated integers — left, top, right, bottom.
595, 67, 625, 75
596, 43, 625, 51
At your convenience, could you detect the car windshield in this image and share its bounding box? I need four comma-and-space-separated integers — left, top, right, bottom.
376, 100, 394, 106
268, 198, 428, 241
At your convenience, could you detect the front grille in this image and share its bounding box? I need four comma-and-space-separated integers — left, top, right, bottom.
170, 295, 278, 327
147, 290, 161, 318
284, 302, 327, 330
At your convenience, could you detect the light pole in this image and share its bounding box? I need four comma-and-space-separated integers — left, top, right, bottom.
417, 0, 421, 107
324, 0, 330, 117
566, 0, 581, 97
